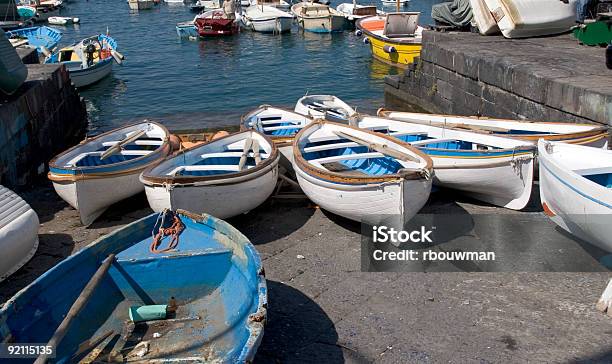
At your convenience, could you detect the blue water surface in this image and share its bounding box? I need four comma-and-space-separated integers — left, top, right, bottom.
55, 0, 443, 132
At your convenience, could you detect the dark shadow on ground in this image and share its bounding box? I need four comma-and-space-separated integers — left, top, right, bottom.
229, 199, 315, 245
0, 233, 74, 302
254, 280, 370, 364
20, 182, 70, 224
573, 348, 612, 364
88, 192, 152, 229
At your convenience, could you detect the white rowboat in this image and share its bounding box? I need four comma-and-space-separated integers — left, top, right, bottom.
241, 5, 294, 33
140, 130, 280, 218
357, 115, 537, 210
241, 105, 314, 169
48, 16, 80, 25
294, 94, 357, 122
292, 121, 433, 227
48, 122, 172, 226
378, 109, 609, 148
538, 140, 612, 252
0, 186, 39, 282
291, 2, 346, 33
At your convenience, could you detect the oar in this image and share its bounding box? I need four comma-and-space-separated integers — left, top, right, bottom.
34, 254, 116, 364
100, 129, 146, 160
252, 139, 262, 165
238, 138, 254, 171
385, 116, 511, 134
333, 130, 420, 163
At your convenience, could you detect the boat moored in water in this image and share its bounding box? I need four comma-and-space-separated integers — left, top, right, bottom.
378, 109, 609, 148
294, 94, 357, 122
48, 16, 80, 25
538, 140, 612, 252
241, 4, 294, 33
241, 105, 314, 168
44, 34, 123, 87
128, 0, 156, 10
356, 115, 537, 210
356, 12, 423, 67
0, 209, 267, 362
195, 9, 239, 37
292, 1, 346, 33
0, 185, 39, 282
293, 120, 433, 227
48, 121, 172, 226
141, 130, 280, 218
336, 1, 380, 25
6, 25, 62, 55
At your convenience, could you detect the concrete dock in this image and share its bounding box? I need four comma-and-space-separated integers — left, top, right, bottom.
385, 31, 612, 126
1, 184, 611, 363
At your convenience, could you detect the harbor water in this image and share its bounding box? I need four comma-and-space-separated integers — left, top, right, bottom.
55, 0, 443, 132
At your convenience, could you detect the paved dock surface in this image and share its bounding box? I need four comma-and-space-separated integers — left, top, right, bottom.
1, 184, 611, 363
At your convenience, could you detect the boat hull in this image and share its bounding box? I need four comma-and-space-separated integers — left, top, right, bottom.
364, 33, 420, 67
538, 140, 612, 252
66, 58, 113, 87
128, 0, 155, 10
144, 164, 278, 218
295, 162, 431, 227
297, 14, 345, 32
176, 22, 198, 37
249, 16, 293, 33
0, 186, 39, 282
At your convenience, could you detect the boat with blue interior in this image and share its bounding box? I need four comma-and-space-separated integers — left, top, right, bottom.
6, 25, 62, 54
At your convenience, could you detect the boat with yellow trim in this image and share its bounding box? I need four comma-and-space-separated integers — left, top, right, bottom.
48, 121, 173, 226
356, 12, 423, 68
355, 114, 537, 210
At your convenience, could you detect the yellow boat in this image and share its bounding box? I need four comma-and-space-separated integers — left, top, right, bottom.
356, 12, 423, 68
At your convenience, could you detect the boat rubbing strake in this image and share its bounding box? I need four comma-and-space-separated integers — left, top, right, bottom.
141, 130, 280, 218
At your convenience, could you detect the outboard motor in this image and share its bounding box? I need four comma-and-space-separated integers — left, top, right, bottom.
85, 43, 96, 67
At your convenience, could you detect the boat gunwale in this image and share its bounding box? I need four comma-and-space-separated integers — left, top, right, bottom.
47, 121, 172, 181
292, 120, 433, 185
377, 109, 610, 142
140, 130, 280, 186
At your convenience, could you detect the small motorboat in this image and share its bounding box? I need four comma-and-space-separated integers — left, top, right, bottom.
195, 9, 239, 37
48, 121, 172, 226
481, 0, 577, 38
0, 29, 28, 95
0, 209, 267, 362
249, 0, 290, 11
128, 0, 155, 10
377, 109, 610, 148
357, 115, 537, 210
291, 1, 346, 33
6, 25, 62, 55
19, 0, 61, 22
189, 0, 220, 12
336, 1, 380, 25
241, 105, 314, 168
44, 34, 123, 87
241, 4, 293, 33
0, 185, 39, 282
48, 16, 80, 25
293, 120, 433, 227
538, 140, 612, 252
356, 12, 423, 67
141, 130, 279, 218
294, 94, 357, 122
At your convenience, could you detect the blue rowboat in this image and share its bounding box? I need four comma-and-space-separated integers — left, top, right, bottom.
48, 121, 173, 226
0, 209, 267, 362
6, 26, 62, 54
356, 115, 537, 210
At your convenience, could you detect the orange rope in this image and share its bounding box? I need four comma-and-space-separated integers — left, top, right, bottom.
150, 214, 185, 253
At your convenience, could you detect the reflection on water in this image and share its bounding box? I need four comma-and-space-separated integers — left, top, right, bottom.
56, 0, 443, 132
369, 59, 400, 80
